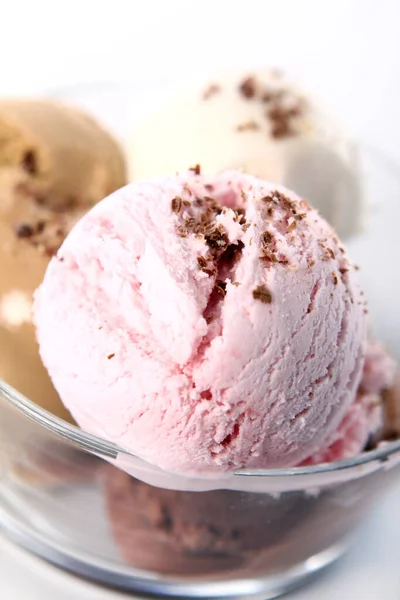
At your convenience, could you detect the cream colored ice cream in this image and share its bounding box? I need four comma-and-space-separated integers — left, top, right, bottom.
0, 99, 127, 420
128, 70, 364, 239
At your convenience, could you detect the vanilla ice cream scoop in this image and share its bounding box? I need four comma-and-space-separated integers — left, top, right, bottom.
34, 171, 366, 474
127, 70, 364, 239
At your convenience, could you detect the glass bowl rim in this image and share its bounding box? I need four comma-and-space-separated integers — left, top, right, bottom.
2, 377, 400, 483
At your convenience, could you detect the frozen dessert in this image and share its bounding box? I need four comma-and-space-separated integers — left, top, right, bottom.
127, 70, 364, 239
101, 348, 399, 576
304, 340, 397, 464
0, 99, 127, 420
101, 463, 313, 575
34, 170, 368, 474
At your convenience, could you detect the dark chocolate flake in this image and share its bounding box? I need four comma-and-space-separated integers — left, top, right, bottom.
215, 280, 227, 297
15, 223, 34, 238
197, 255, 208, 269
332, 273, 339, 285
177, 226, 188, 238
239, 76, 257, 99
107, 353, 115, 360
189, 164, 201, 175
185, 217, 196, 228
21, 149, 37, 175
236, 121, 260, 132
202, 267, 216, 277
205, 226, 228, 253
252, 285, 273, 304
171, 196, 182, 213
261, 231, 274, 245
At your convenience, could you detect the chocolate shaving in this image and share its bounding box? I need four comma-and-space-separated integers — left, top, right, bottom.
171, 197, 182, 213
267, 103, 303, 139
177, 226, 188, 238
15, 223, 34, 238
197, 255, 208, 269
205, 315, 214, 324
236, 121, 260, 132
189, 164, 201, 175
252, 285, 273, 304
205, 226, 228, 253
260, 250, 277, 264
21, 149, 37, 175
239, 76, 257, 99
215, 280, 227, 297
332, 273, 339, 285
107, 353, 115, 360
261, 231, 274, 245
185, 217, 196, 228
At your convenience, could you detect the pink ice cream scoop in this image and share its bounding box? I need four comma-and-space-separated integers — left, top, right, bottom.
304, 341, 397, 465
34, 171, 366, 475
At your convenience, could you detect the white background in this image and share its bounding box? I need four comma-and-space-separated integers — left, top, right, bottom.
1, 0, 400, 598
2, 0, 400, 160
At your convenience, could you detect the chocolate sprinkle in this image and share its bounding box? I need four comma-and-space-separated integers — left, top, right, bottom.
215, 281, 227, 297
236, 121, 260, 132
107, 353, 115, 360
261, 231, 274, 245
205, 226, 228, 253
197, 255, 208, 269
189, 164, 201, 175
15, 223, 34, 238
177, 226, 188, 238
21, 149, 37, 175
252, 285, 272, 304
171, 197, 182, 213
239, 76, 257, 99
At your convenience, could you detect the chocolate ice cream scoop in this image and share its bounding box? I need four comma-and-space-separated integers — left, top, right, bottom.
0, 99, 127, 420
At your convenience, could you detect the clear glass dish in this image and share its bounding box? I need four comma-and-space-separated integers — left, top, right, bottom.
0, 83, 400, 600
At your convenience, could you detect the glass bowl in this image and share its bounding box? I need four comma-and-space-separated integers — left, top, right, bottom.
0, 83, 400, 600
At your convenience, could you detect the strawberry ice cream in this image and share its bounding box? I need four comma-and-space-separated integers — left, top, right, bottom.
34, 170, 367, 475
